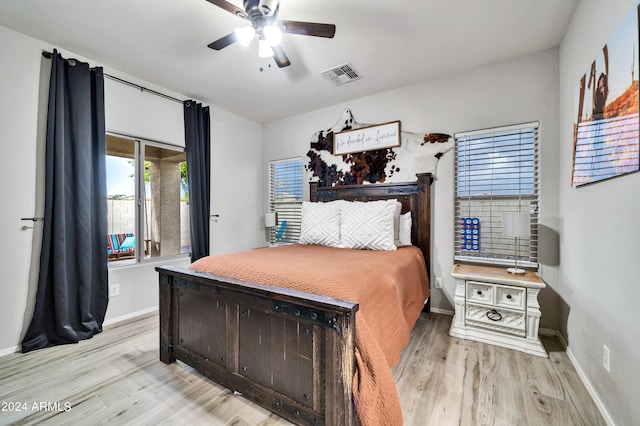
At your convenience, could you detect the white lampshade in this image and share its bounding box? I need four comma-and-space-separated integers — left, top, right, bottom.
235, 26, 255, 47
502, 212, 530, 274
264, 25, 282, 46
501, 213, 530, 239
264, 212, 276, 228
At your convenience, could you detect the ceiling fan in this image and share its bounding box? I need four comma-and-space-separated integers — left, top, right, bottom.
205, 0, 336, 68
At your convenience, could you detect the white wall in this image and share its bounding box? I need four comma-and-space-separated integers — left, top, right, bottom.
559, 0, 640, 424
0, 25, 44, 355
263, 48, 562, 328
105, 76, 185, 146
0, 25, 264, 354
209, 107, 264, 254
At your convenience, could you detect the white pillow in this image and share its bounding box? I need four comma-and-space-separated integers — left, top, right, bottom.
393, 201, 402, 247
398, 212, 412, 246
298, 200, 342, 247
340, 199, 397, 251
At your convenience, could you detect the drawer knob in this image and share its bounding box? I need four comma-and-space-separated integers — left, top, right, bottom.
506, 294, 512, 299
477, 290, 483, 295
486, 309, 502, 321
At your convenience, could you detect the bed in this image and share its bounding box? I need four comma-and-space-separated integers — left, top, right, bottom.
156, 173, 432, 426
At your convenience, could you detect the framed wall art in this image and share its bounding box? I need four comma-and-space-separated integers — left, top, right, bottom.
572, 4, 640, 186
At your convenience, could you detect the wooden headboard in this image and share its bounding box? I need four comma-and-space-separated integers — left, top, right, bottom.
309, 173, 433, 276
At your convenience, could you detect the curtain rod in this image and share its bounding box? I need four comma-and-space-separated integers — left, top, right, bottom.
42, 50, 185, 105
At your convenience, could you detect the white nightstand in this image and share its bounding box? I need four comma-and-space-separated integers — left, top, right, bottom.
449, 264, 547, 357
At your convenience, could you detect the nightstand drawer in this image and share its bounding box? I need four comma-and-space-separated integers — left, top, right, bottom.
465, 303, 526, 336
466, 281, 494, 305
495, 285, 526, 310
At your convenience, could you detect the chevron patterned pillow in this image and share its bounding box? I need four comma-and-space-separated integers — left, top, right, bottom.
340, 199, 397, 250
298, 200, 343, 247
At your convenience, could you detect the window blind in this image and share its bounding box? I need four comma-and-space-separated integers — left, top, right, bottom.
269, 158, 303, 244
454, 122, 539, 267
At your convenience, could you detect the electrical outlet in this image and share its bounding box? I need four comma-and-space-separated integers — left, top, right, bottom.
603, 345, 610, 372
435, 276, 443, 289
110, 283, 120, 298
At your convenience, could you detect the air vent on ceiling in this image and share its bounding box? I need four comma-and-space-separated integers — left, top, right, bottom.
321, 63, 362, 86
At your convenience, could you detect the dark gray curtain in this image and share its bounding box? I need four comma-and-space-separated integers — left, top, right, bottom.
22, 50, 108, 353
184, 101, 211, 262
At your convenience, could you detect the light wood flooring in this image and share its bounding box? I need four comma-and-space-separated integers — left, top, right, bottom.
0, 313, 605, 425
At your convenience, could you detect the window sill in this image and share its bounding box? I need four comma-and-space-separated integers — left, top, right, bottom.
108, 252, 191, 269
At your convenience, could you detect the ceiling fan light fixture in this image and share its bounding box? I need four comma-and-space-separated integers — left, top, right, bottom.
263, 25, 282, 46
206, 0, 336, 68
259, 0, 279, 16
235, 26, 255, 47
258, 38, 274, 57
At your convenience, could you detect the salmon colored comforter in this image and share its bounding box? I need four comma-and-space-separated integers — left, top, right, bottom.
190, 244, 430, 426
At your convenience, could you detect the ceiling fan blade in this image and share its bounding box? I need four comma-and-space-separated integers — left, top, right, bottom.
272, 45, 291, 68
280, 20, 336, 38
208, 32, 238, 50
205, 0, 247, 18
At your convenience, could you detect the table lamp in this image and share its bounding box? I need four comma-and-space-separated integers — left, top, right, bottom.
501, 212, 530, 274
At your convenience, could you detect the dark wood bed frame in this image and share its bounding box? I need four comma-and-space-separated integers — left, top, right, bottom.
156, 173, 432, 426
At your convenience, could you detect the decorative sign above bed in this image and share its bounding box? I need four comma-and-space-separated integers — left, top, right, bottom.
306, 109, 453, 186
334, 120, 401, 155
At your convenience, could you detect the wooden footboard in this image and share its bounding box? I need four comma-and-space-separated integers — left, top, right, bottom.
157, 265, 359, 426
157, 173, 433, 425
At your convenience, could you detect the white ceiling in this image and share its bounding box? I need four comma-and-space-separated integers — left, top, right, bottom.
0, 0, 580, 123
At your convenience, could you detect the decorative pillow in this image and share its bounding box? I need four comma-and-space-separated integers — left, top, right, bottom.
393, 201, 402, 247
340, 199, 397, 251
120, 235, 136, 250
398, 212, 412, 246
298, 200, 342, 247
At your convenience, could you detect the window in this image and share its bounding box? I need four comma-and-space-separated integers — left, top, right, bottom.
268, 158, 303, 244
454, 122, 539, 268
106, 134, 190, 262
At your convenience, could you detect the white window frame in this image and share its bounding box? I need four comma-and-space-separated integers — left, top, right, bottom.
454, 122, 540, 268
107, 132, 190, 264
268, 157, 304, 245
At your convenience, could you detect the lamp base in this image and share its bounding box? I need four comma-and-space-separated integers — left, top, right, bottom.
507, 267, 526, 275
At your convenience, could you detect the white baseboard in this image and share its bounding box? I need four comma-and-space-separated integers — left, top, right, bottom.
0, 308, 159, 358
565, 347, 615, 426
451, 325, 613, 424
539, 327, 560, 338
556, 332, 568, 349
539, 328, 615, 426
103, 306, 158, 329
536, 328, 613, 425
429, 307, 454, 316
0, 345, 20, 357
